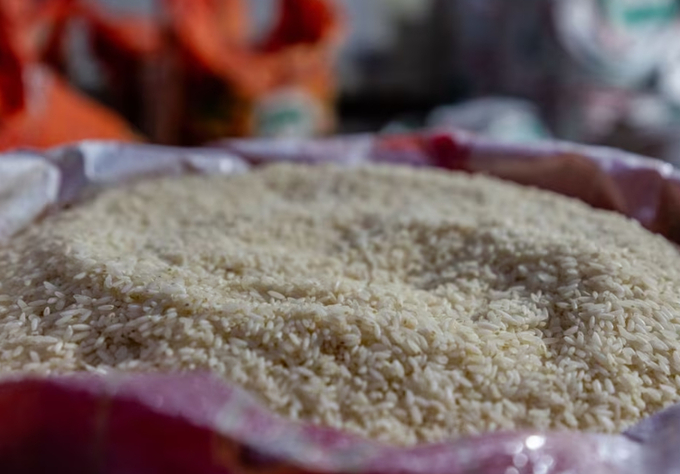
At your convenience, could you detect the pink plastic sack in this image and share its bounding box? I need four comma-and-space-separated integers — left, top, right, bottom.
2, 130, 680, 473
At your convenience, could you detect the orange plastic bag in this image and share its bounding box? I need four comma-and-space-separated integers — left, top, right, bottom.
77, 0, 343, 145
177, 0, 342, 142
0, 0, 138, 152
0, 67, 139, 151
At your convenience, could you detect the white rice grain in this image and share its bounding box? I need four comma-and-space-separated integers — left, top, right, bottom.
2, 163, 680, 446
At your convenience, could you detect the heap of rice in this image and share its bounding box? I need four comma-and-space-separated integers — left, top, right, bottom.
1, 163, 680, 445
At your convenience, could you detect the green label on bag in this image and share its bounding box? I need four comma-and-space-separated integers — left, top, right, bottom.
599, 0, 679, 27
254, 89, 322, 138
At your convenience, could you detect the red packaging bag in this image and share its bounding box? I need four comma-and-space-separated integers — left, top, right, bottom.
0, 0, 139, 152
76, 0, 343, 145
171, 0, 342, 142
0, 67, 139, 152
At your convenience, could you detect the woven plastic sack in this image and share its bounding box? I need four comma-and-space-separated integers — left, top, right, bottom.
4, 131, 680, 473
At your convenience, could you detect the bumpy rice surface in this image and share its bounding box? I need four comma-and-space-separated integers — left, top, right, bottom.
2, 163, 680, 445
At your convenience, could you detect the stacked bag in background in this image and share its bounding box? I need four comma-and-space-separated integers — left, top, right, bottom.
0, 0, 343, 151
428, 0, 680, 163
0, 0, 137, 152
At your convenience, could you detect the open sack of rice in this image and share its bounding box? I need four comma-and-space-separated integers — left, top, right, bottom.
2, 133, 680, 473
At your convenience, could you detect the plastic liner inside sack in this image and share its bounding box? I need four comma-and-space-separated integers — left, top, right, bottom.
2, 131, 680, 473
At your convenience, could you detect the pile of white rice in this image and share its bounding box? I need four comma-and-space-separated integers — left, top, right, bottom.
1, 163, 680, 445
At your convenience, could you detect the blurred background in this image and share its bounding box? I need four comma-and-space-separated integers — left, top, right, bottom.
2, 0, 680, 166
